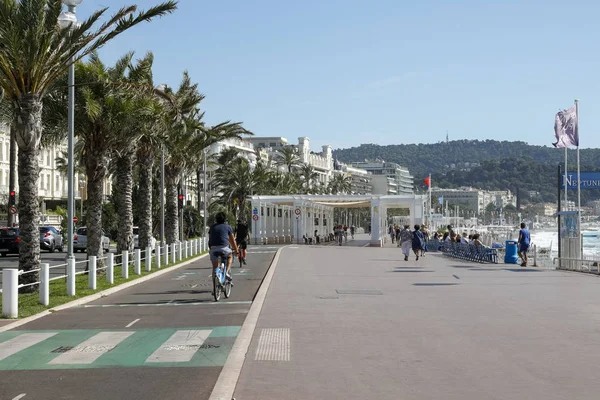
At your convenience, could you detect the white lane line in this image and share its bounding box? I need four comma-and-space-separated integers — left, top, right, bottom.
0, 333, 57, 361
125, 318, 140, 328
255, 328, 290, 361
146, 330, 212, 363
12, 394, 26, 400
82, 301, 252, 308
191, 284, 198, 288
49, 331, 134, 365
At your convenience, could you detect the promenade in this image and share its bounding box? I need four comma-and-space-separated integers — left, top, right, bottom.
233, 240, 600, 400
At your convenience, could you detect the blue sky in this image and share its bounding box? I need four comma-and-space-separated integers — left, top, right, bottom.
77, 0, 600, 150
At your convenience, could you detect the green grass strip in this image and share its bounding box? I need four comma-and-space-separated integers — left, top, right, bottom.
1, 252, 207, 319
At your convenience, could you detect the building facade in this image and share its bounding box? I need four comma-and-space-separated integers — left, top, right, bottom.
350, 161, 414, 195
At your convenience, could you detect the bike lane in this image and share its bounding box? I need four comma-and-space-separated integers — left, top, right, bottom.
0, 245, 283, 400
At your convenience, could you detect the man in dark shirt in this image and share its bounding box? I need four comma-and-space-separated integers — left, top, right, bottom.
209, 212, 239, 279
234, 219, 250, 265
518, 222, 531, 267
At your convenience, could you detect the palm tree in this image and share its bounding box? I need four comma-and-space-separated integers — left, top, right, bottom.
329, 174, 352, 195
0, 0, 177, 285
297, 163, 319, 194
275, 145, 300, 173
0, 91, 16, 226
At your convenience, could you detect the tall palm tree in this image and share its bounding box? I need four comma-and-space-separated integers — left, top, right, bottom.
275, 145, 300, 173
297, 163, 319, 194
0, 0, 177, 285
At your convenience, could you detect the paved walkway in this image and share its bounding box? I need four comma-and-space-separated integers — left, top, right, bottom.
234, 245, 600, 399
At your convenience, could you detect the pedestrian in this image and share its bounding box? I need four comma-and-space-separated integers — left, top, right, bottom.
399, 224, 412, 261
517, 222, 531, 267
412, 224, 425, 261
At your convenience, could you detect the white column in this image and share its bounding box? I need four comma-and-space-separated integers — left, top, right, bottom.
146, 246, 152, 271
178, 241, 183, 260
156, 245, 161, 269
163, 244, 169, 266
172, 244, 177, 264
88, 257, 96, 290
67, 258, 76, 296
40, 263, 50, 305
2, 269, 18, 318
106, 253, 114, 284
122, 250, 129, 279
134, 249, 141, 275
274, 205, 279, 243
370, 199, 383, 247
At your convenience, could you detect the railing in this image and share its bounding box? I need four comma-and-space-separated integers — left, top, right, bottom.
441, 241, 498, 264
1, 237, 208, 318
553, 256, 600, 274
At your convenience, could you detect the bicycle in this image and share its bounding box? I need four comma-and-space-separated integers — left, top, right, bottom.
212, 251, 233, 301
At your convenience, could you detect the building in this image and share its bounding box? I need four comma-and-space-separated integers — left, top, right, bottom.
350, 161, 414, 194
245, 136, 289, 150
334, 164, 372, 195
432, 187, 517, 214
371, 175, 398, 195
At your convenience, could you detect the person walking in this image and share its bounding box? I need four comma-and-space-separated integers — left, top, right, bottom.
399, 224, 412, 261
412, 224, 425, 261
518, 222, 531, 267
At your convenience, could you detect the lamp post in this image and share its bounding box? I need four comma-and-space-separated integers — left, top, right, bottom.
202, 147, 209, 243
58, 0, 82, 265
160, 147, 165, 245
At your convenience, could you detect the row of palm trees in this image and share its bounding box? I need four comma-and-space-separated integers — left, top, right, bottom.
210, 146, 354, 221
0, 0, 253, 288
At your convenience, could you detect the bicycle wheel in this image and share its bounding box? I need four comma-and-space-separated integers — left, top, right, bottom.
223, 279, 232, 298
213, 268, 222, 301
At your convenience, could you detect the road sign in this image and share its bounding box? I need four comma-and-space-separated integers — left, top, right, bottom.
294, 208, 301, 216
73, 216, 79, 223
253, 208, 258, 215
252, 214, 259, 221
9, 205, 17, 215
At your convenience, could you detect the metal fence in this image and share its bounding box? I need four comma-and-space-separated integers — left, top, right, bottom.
2, 238, 208, 318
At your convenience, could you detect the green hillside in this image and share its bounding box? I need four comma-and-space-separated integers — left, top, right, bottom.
333, 140, 600, 203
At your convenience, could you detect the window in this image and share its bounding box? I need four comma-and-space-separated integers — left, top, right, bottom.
269, 142, 277, 147
46, 174, 50, 190
46, 151, 50, 166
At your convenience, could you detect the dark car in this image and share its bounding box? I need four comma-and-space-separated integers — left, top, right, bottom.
40, 226, 64, 253
0, 228, 20, 256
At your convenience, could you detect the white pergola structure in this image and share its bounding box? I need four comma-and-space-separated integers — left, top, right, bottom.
250, 194, 428, 247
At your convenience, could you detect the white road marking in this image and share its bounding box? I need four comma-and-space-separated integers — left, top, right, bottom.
146, 330, 212, 363
255, 328, 290, 361
12, 394, 26, 400
0, 332, 57, 361
191, 284, 198, 288
49, 332, 134, 365
125, 318, 140, 328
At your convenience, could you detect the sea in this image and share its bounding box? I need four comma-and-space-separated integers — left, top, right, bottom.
531, 229, 600, 258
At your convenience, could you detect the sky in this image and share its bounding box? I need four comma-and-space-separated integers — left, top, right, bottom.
76, 0, 600, 150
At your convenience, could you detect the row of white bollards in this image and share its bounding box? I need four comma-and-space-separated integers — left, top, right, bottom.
2, 237, 208, 318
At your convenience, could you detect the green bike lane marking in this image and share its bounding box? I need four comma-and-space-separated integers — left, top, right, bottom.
0, 326, 240, 371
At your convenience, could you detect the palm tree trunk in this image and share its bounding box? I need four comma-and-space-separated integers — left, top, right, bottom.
14, 95, 43, 288
137, 150, 154, 250
86, 157, 106, 266
7, 121, 17, 227
164, 165, 179, 244
115, 154, 134, 253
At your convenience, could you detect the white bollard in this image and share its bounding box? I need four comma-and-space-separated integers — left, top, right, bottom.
122, 250, 129, 279
2, 268, 18, 318
107, 253, 114, 284
67, 257, 76, 296
40, 263, 50, 306
134, 249, 141, 275
184, 240, 189, 259
172, 243, 177, 264
179, 241, 183, 261
195, 238, 199, 255
88, 256, 97, 290
146, 246, 152, 272
163, 244, 169, 266
156, 245, 161, 269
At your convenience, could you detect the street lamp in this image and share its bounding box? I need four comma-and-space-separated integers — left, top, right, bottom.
58, 0, 82, 273
202, 147, 209, 245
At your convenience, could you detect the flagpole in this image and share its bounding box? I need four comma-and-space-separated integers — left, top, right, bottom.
428, 173, 432, 228
575, 98, 582, 256
564, 146, 568, 209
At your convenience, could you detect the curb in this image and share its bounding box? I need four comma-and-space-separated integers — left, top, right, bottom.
208, 245, 287, 400
0, 253, 208, 333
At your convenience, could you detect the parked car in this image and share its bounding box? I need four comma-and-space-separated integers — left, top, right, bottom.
133, 226, 157, 250
40, 226, 64, 253
0, 227, 20, 256
73, 227, 110, 253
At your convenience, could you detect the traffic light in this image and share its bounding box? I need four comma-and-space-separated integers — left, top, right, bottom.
8, 191, 15, 206
178, 194, 184, 210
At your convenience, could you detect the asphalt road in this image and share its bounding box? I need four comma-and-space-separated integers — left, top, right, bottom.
0, 244, 282, 400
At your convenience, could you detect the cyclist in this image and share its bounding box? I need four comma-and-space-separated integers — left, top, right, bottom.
209, 212, 239, 282
350, 225, 355, 239
334, 224, 344, 246
234, 219, 250, 265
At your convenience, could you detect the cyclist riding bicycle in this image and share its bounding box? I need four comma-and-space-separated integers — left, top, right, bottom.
234, 219, 250, 265
209, 212, 239, 282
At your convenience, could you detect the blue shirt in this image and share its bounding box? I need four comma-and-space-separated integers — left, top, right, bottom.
208, 223, 233, 248
519, 229, 530, 246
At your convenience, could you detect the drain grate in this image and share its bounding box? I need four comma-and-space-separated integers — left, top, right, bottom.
336, 289, 383, 295
51, 346, 73, 353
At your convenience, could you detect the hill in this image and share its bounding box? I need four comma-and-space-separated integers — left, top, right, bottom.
333, 140, 600, 203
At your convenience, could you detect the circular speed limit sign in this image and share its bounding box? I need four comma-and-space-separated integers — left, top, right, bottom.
294, 208, 301, 215
252, 214, 259, 221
